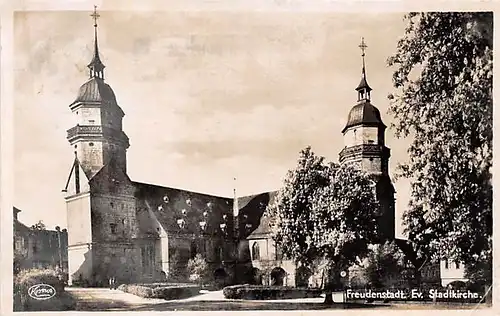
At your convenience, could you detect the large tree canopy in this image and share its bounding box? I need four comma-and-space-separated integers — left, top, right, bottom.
268, 147, 331, 265
268, 147, 379, 302
387, 12, 492, 277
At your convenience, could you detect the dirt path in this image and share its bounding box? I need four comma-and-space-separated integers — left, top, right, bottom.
65, 287, 487, 311
66, 287, 167, 311
66, 287, 347, 311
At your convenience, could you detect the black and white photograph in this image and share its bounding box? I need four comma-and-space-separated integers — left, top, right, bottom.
6, 1, 495, 313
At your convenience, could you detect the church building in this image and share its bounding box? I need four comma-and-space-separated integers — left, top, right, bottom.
62, 9, 462, 288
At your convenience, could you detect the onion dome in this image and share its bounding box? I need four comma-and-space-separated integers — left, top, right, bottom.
71, 77, 118, 106
342, 101, 385, 132
69, 6, 121, 113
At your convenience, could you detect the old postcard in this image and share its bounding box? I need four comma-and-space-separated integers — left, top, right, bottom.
2, 0, 497, 314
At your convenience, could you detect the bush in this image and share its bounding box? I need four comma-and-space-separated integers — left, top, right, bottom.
222, 285, 322, 300
187, 254, 210, 286
14, 268, 74, 311
119, 283, 201, 300
117, 284, 153, 298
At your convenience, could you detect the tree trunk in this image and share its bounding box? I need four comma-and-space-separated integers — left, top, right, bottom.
323, 290, 334, 304
322, 265, 337, 305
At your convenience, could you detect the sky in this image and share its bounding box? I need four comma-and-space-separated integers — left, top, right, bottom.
13, 10, 411, 236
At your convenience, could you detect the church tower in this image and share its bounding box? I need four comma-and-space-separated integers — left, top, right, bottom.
339, 38, 395, 241
66, 7, 129, 178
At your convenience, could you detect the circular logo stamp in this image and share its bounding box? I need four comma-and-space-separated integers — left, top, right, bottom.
27, 284, 56, 300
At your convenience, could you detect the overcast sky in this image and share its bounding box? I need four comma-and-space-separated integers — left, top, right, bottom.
14, 10, 411, 236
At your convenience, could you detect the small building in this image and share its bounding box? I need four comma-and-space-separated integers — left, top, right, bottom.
13, 207, 68, 273
440, 258, 467, 287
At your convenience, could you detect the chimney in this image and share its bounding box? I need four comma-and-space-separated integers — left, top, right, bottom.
13, 207, 21, 221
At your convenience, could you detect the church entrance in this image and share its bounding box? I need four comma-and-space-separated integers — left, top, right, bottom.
270, 267, 286, 286
213, 268, 227, 288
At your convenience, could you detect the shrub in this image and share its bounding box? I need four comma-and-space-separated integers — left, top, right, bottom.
119, 283, 201, 300
187, 254, 210, 286
222, 285, 322, 300
117, 284, 153, 298
14, 268, 74, 311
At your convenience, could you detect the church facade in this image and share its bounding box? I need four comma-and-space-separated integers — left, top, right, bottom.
62, 11, 463, 288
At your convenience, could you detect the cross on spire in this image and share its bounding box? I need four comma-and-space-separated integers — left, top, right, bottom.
87, 5, 105, 79
355, 37, 372, 102
359, 37, 367, 57
90, 5, 100, 28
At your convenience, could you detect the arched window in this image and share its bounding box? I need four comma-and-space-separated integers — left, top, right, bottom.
252, 242, 260, 261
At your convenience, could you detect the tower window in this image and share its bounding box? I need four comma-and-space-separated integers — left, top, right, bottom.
110, 223, 117, 234
252, 242, 260, 260
89, 142, 94, 147
74, 145, 77, 149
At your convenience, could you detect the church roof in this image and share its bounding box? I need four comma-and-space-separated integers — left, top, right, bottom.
244, 191, 278, 239
342, 101, 386, 133
70, 77, 119, 106
133, 181, 233, 235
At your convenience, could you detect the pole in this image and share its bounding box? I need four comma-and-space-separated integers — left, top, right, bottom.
56, 227, 62, 269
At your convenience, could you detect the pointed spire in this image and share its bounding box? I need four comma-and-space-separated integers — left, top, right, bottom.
356, 37, 372, 102
88, 5, 105, 80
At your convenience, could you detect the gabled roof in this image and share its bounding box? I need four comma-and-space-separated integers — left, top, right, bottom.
63, 156, 91, 194
90, 158, 132, 184
241, 191, 278, 239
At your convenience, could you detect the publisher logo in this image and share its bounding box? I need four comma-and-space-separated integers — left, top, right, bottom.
28, 284, 56, 300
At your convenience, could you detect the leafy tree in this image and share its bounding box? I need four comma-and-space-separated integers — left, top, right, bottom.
187, 254, 210, 287
387, 12, 493, 283
14, 248, 27, 275
363, 241, 408, 289
168, 251, 187, 282
31, 220, 46, 230
269, 147, 379, 304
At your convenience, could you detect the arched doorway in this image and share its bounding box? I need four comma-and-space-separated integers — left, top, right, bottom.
213, 268, 227, 288
295, 266, 312, 287
242, 267, 262, 284
270, 267, 286, 286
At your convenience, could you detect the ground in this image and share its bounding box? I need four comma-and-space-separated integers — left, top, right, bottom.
66, 288, 491, 311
